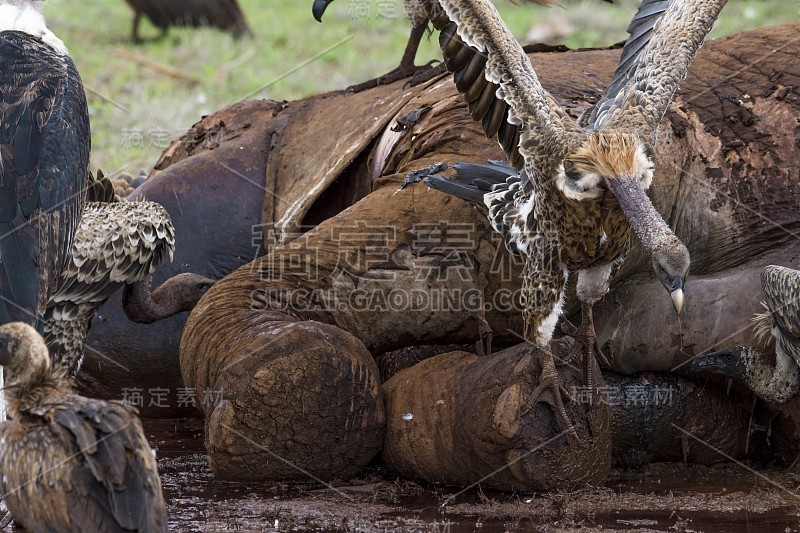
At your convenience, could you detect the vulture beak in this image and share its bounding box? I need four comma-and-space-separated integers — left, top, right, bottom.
670, 277, 685, 315
312, 0, 334, 22
690, 347, 748, 382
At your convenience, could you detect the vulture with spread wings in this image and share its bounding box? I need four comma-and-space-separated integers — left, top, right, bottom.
424, 0, 726, 439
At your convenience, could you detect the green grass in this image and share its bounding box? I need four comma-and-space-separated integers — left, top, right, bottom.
41, 0, 797, 174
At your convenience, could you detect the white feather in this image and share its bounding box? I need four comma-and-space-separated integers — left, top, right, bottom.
535, 270, 569, 345
634, 144, 655, 190
0, 3, 67, 54
555, 164, 604, 201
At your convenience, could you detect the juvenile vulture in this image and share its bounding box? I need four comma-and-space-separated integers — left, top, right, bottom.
123, 0, 252, 43
693, 266, 800, 404
44, 172, 215, 376
311, 0, 556, 90
0, 322, 167, 532
0, 0, 90, 418
423, 0, 726, 439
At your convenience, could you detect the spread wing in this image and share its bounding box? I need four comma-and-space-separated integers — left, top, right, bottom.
50, 200, 175, 307
436, 0, 574, 180
436, 16, 524, 171
0, 32, 89, 324
422, 160, 530, 253
582, 0, 727, 140
50, 397, 167, 531
43, 200, 174, 372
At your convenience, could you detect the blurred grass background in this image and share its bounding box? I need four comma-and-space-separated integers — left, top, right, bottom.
40, 0, 797, 174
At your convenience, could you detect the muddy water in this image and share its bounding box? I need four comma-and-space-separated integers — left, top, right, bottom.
142, 419, 800, 532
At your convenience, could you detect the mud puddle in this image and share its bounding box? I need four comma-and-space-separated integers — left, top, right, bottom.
146, 419, 800, 532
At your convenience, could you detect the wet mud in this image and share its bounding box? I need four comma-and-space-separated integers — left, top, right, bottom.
137, 419, 800, 532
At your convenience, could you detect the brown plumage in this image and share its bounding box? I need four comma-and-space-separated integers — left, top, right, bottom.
424, 0, 725, 439
693, 265, 800, 404
312, 0, 556, 90
0, 322, 167, 532
43, 171, 215, 376
123, 0, 252, 43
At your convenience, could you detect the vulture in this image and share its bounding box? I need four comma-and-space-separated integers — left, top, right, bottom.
423, 0, 726, 439
0, 322, 167, 532
693, 265, 800, 404
43, 171, 215, 376
312, 0, 557, 90
0, 0, 90, 418
123, 0, 252, 43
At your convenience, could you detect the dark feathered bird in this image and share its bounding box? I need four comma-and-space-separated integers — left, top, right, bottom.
311, 0, 557, 90
693, 265, 800, 404
0, 0, 89, 328
422, 0, 725, 438
0, 322, 167, 532
123, 0, 252, 43
44, 172, 215, 376
0, 0, 90, 419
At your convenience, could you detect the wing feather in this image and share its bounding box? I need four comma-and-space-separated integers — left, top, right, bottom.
50, 397, 167, 531
437, 0, 572, 173
43, 200, 175, 372
584, 0, 727, 138
0, 32, 90, 319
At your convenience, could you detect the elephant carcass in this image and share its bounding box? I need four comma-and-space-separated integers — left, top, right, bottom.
180, 23, 800, 481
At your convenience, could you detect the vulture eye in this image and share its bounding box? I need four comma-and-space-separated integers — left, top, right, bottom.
564, 164, 582, 183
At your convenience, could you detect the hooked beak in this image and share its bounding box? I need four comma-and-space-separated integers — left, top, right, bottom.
670, 277, 685, 315
312, 0, 334, 22
690, 347, 747, 381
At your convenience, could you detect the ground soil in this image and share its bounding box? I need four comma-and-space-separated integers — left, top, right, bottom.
144, 419, 800, 532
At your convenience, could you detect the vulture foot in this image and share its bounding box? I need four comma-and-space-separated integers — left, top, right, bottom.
561, 302, 610, 391
347, 60, 444, 93
524, 346, 580, 446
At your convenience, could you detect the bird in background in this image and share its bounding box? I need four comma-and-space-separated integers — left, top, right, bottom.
0, 322, 167, 532
423, 0, 726, 439
311, 0, 558, 91
123, 0, 252, 43
693, 265, 800, 405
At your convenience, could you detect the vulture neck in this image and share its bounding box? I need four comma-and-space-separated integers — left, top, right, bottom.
123, 276, 197, 324
0, 0, 68, 54
606, 177, 674, 253
4, 344, 66, 419
742, 346, 800, 404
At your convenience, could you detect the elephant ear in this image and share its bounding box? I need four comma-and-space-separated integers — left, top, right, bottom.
262, 85, 420, 244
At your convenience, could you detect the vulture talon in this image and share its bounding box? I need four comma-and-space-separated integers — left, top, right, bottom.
524, 347, 580, 446
347, 62, 445, 93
